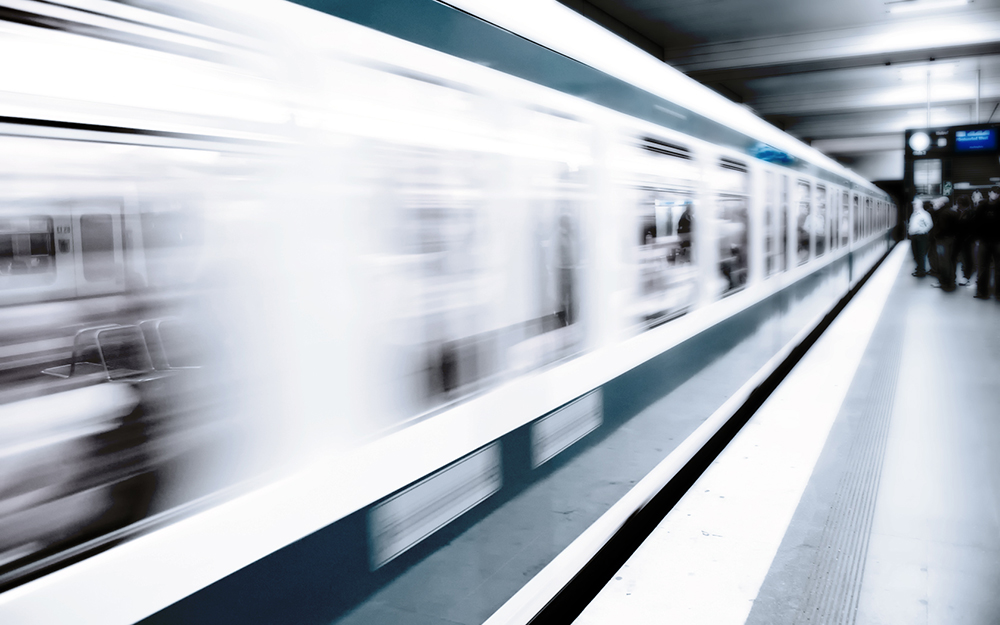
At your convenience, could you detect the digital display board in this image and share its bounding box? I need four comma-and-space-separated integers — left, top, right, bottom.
955, 129, 997, 152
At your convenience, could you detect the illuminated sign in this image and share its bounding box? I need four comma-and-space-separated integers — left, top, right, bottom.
909, 132, 931, 152
751, 142, 794, 165
955, 129, 996, 152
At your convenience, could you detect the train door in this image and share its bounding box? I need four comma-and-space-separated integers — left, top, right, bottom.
765, 170, 785, 277
72, 204, 125, 297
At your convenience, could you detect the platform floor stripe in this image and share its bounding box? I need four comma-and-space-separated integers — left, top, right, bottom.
794, 289, 904, 625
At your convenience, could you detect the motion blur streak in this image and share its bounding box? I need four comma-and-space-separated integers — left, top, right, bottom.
0, 0, 894, 617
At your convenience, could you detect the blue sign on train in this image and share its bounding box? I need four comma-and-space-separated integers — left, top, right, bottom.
751, 142, 795, 165
955, 129, 996, 152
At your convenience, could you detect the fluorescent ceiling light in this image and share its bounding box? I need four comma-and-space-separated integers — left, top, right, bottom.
887, 0, 968, 14
898, 62, 958, 79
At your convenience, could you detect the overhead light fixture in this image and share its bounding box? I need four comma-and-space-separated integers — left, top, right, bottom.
909, 132, 931, 152
887, 0, 969, 14
898, 62, 958, 79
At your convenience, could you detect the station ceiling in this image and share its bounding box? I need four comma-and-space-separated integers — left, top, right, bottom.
558, 0, 1000, 180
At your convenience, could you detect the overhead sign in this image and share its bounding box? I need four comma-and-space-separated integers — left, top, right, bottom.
955, 129, 996, 152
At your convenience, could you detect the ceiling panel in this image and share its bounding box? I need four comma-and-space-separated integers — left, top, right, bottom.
558, 0, 1000, 179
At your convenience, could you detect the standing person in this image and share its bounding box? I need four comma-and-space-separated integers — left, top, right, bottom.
932, 197, 959, 291
959, 190, 985, 285
926, 196, 948, 277
953, 194, 976, 286
908, 198, 933, 277
974, 186, 1000, 299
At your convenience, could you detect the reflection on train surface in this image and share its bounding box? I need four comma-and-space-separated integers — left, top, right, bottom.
0, 0, 896, 619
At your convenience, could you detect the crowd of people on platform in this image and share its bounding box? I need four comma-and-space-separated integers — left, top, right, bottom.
908, 186, 1000, 298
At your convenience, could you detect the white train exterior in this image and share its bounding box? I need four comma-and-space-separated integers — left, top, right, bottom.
0, 0, 895, 622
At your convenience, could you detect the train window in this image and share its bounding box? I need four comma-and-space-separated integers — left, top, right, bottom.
815, 186, 827, 258
718, 159, 748, 295
841, 192, 850, 247
81, 214, 115, 282
635, 188, 696, 325
829, 190, 837, 250
764, 172, 778, 275
0, 216, 55, 281
718, 159, 748, 193
852, 195, 860, 241
781, 176, 789, 271
860, 197, 866, 238
640, 137, 691, 160
796, 181, 811, 266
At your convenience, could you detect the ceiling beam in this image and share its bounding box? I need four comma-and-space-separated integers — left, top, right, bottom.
666, 9, 1000, 79
811, 135, 904, 154
749, 84, 1000, 116
687, 42, 1000, 83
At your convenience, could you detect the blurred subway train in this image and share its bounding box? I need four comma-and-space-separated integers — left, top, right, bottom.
0, 0, 896, 621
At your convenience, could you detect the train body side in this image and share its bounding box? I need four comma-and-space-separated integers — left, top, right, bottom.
0, 0, 896, 619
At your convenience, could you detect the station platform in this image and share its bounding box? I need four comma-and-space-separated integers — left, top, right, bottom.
575, 242, 1000, 624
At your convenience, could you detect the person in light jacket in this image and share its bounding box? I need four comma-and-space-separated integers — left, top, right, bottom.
908, 199, 933, 277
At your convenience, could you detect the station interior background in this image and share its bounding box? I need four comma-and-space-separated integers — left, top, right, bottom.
559, 0, 1000, 198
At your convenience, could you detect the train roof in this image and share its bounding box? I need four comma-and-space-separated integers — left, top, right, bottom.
283, 0, 891, 201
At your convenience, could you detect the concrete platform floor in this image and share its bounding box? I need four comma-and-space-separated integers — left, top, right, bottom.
748, 245, 1000, 625
577, 242, 1000, 625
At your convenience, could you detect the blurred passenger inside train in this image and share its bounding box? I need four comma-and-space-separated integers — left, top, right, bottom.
677, 204, 692, 255
908, 198, 932, 277
721, 244, 746, 290
974, 186, 1000, 299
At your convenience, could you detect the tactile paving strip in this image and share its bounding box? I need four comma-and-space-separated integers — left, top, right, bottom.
792, 287, 906, 625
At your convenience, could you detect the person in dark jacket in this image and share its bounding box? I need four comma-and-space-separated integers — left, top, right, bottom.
926, 196, 948, 276
974, 186, 1000, 299
953, 193, 977, 286
932, 197, 959, 291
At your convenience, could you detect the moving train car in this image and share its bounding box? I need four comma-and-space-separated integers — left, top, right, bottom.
0, 0, 896, 622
